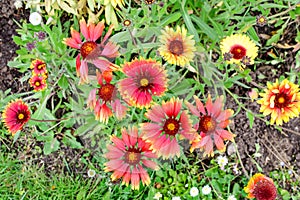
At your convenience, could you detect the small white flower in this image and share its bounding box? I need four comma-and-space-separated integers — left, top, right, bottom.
189, 187, 199, 197
233, 164, 240, 174
153, 192, 162, 200
227, 195, 237, 200
14, 0, 23, 9
279, 161, 285, 166
185, 183, 189, 187
29, 12, 42, 26
172, 197, 181, 200
201, 185, 211, 195
87, 169, 96, 178
288, 169, 293, 175
46, 17, 54, 25
217, 155, 228, 169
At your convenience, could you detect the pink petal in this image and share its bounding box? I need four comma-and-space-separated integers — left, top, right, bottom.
121, 128, 131, 147
200, 136, 214, 157
121, 171, 131, 186
92, 20, 105, 41
131, 166, 140, 190
80, 18, 90, 40
162, 98, 182, 118
111, 135, 126, 150
137, 165, 151, 186
145, 104, 165, 122
214, 133, 225, 152
141, 123, 162, 140
101, 24, 114, 45
212, 96, 223, 118
111, 99, 127, 120
76, 55, 81, 76
93, 58, 116, 72
216, 129, 235, 141
87, 88, 97, 110
70, 28, 82, 44
101, 41, 119, 58
194, 95, 206, 114
79, 60, 89, 84
105, 159, 124, 171
205, 94, 213, 115
216, 109, 234, 122
105, 145, 124, 159
185, 100, 200, 117
63, 38, 81, 49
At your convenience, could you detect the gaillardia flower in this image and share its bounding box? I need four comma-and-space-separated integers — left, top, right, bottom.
158, 26, 196, 67
29, 74, 47, 92
185, 95, 234, 157
220, 34, 258, 65
2, 99, 31, 135
141, 98, 196, 159
244, 173, 277, 200
104, 126, 159, 190
63, 18, 119, 84
30, 59, 47, 75
257, 79, 300, 125
87, 70, 127, 124
118, 58, 168, 108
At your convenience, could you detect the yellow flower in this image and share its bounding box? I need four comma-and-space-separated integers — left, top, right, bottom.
158, 26, 196, 67
104, 0, 124, 8
257, 79, 300, 125
220, 34, 258, 65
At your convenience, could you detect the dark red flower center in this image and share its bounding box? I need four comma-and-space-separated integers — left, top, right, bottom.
138, 77, 154, 91
274, 93, 290, 109
145, 0, 156, 4
124, 148, 142, 165
99, 83, 115, 102
163, 118, 180, 136
253, 180, 277, 200
169, 40, 184, 56
35, 81, 41, 86
199, 115, 217, 133
16, 111, 30, 123
80, 41, 97, 59
230, 44, 247, 59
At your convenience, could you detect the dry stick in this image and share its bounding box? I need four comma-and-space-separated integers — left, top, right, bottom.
232, 138, 249, 179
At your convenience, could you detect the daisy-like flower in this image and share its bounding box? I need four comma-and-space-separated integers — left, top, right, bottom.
220, 34, 258, 66
29, 74, 47, 92
30, 59, 47, 75
256, 15, 268, 27
87, 169, 96, 178
158, 26, 196, 67
141, 98, 196, 159
227, 195, 237, 200
87, 70, 127, 124
154, 192, 162, 200
217, 155, 228, 170
63, 18, 119, 84
2, 99, 31, 135
257, 79, 300, 125
190, 186, 199, 197
244, 173, 277, 200
118, 58, 168, 108
104, 126, 159, 190
185, 95, 235, 157
29, 12, 42, 26
202, 185, 211, 195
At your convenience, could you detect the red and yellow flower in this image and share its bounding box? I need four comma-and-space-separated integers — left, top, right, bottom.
2, 99, 31, 135
104, 126, 159, 190
141, 98, 196, 159
87, 70, 127, 124
185, 95, 234, 157
29, 74, 47, 92
244, 173, 277, 200
220, 34, 258, 66
257, 79, 300, 125
118, 58, 168, 108
30, 59, 47, 75
63, 18, 119, 84
158, 26, 196, 67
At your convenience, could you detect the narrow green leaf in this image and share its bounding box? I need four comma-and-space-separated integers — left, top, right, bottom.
58, 74, 69, 90
246, 111, 254, 128
160, 12, 182, 27
191, 15, 218, 41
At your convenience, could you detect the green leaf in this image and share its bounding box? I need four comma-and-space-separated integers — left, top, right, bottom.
180, 1, 200, 42
62, 131, 83, 149
160, 12, 182, 27
43, 138, 60, 155
246, 111, 254, 128
58, 74, 69, 90
233, 183, 240, 195
191, 15, 218, 41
